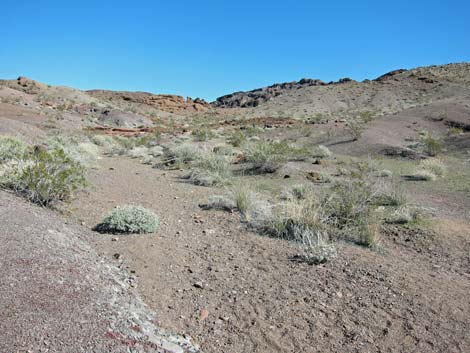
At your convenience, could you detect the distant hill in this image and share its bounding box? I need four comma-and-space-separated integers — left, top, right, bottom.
212, 63, 470, 119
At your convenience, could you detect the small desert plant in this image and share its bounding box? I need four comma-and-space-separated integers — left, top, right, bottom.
91, 134, 116, 147
374, 182, 407, 207
289, 184, 315, 200
345, 119, 364, 141
192, 128, 215, 141
385, 207, 419, 224
199, 195, 236, 211
229, 183, 253, 215
311, 145, 332, 159
243, 141, 310, 173
227, 130, 247, 147
213, 144, 234, 156
356, 213, 381, 247
293, 225, 337, 264
376, 169, 393, 178
419, 158, 447, 177
0, 136, 28, 161
420, 132, 443, 156
165, 144, 203, 168
188, 152, 232, 186
47, 136, 100, 167
407, 169, 437, 181
94, 205, 160, 234
128, 146, 150, 159
1, 147, 86, 206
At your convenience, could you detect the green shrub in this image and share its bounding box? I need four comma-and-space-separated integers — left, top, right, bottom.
1, 147, 86, 206
213, 144, 234, 156
192, 128, 215, 141
94, 205, 160, 234
91, 134, 116, 147
227, 131, 247, 147
311, 145, 332, 159
47, 136, 100, 167
345, 119, 364, 141
243, 141, 310, 173
0, 136, 28, 161
325, 179, 376, 227
420, 133, 443, 156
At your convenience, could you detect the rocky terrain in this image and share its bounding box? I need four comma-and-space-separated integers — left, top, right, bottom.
213, 63, 470, 120
1, 62, 469, 353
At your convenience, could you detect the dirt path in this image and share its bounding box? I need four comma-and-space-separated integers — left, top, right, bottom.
70, 156, 470, 353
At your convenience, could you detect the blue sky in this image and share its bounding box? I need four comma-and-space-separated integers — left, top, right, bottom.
1, 0, 469, 101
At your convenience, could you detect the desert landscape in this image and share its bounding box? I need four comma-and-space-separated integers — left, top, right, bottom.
0, 62, 469, 352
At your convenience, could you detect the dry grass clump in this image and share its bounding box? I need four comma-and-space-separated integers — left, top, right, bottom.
192, 127, 215, 142
94, 205, 160, 234
242, 141, 311, 173
188, 152, 233, 186
419, 158, 447, 177
229, 183, 253, 215
385, 207, 420, 224
199, 195, 236, 211
164, 143, 204, 168
374, 181, 407, 207
407, 158, 446, 181
227, 130, 247, 147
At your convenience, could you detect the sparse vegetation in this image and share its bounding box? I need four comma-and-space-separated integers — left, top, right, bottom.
188, 152, 232, 186
230, 183, 253, 215
0, 146, 86, 206
227, 130, 247, 147
192, 127, 215, 141
311, 145, 332, 159
420, 158, 447, 177
420, 132, 443, 156
94, 205, 160, 234
242, 141, 310, 173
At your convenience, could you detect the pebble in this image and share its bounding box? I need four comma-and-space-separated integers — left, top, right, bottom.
194, 281, 204, 289
199, 308, 209, 321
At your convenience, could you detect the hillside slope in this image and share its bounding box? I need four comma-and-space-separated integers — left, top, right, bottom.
213, 63, 470, 119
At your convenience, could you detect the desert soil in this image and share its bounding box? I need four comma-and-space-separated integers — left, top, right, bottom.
69, 156, 470, 353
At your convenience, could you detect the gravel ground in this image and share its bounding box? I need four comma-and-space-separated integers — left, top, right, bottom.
0, 191, 198, 353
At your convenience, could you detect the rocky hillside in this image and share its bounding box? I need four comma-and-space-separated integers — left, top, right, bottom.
212, 63, 470, 119
0, 77, 210, 115
87, 90, 210, 113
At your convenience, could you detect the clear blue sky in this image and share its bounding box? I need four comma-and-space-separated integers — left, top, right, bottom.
1, 0, 469, 101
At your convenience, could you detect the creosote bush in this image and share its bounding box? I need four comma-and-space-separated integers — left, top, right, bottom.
0, 146, 86, 206
420, 132, 443, 156
0, 136, 28, 161
94, 205, 160, 234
